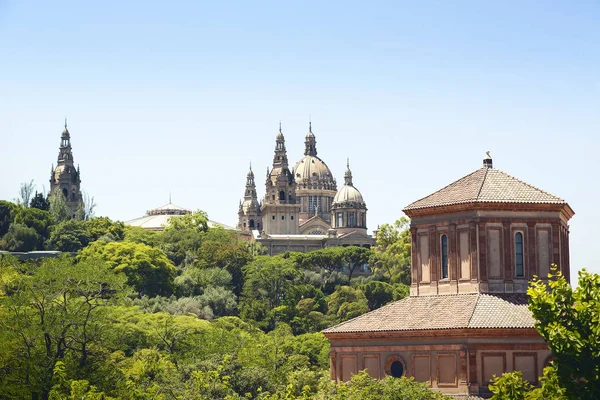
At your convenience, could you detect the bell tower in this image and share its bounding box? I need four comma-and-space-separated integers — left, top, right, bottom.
261, 124, 299, 234
237, 163, 262, 232
49, 119, 83, 217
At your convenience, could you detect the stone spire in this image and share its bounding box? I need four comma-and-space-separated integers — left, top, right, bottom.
304, 121, 317, 157
237, 161, 262, 231
244, 162, 258, 202
272, 123, 289, 169
50, 119, 83, 217
344, 158, 353, 186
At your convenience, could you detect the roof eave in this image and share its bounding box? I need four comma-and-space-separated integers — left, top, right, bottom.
323, 327, 540, 340
403, 201, 572, 219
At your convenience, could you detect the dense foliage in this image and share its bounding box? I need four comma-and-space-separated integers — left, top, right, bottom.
0, 195, 428, 399
489, 266, 600, 400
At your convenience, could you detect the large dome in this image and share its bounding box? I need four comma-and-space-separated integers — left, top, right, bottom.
294, 155, 337, 190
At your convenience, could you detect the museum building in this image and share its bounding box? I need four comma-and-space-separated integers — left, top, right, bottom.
237, 123, 375, 255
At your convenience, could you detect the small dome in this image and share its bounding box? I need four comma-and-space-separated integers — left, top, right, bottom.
332, 159, 366, 208
294, 155, 336, 189
333, 184, 365, 207
242, 198, 260, 213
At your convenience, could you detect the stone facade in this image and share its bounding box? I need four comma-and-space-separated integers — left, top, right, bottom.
323, 153, 574, 398
49, 120, 83, 217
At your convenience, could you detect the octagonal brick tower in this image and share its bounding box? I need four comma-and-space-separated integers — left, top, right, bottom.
403, 152, 574, 295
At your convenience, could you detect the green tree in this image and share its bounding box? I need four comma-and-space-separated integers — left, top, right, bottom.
327, 286, 369, 322
342, 246, 372, 281
371, 217, 412, 285
0, 256, 127, 400
47, 219, 92, 252
79, 241, 176, 297
527, 266, 600, 399
359, 280, 395, 310
242, 256, 302, 310
175, 267, 233, 296
489, 371, 534, 400
165, 210, 209, 232
123, 225, 156, 246
17, 180, 36, 208
49, 192, 72, 223
84, 217, 125, 241
0, 200, 18, 237
30, 191, 50, 211
0, 223, 42, 251
14, 207, 54, 239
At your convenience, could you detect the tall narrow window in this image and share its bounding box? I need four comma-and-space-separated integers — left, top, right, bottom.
337, 212, 343, 227
515, 232, 524, 277
308, 196, 313, 213
441, 234, 449, 279
348, 212, 355, 227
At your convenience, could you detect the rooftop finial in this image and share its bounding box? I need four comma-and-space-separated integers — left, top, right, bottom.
279, 120, 282, 133
169, 192, 172, 204
344, 158, 353, 185
64, 117, 67, 129
483, 151, 493, 168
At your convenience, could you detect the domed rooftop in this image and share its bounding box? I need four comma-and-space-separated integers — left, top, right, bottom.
294, 155, 336, 189
332, 160, 366, 208
293, 123, 337, 190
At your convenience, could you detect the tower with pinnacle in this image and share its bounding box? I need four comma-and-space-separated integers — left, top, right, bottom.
50, 119, 83, 217
260, 124, 300, 234
237, 163, 262, 232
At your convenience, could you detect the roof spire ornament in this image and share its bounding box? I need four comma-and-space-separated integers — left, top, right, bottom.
64, 117, 67, 129
344, 158, 353, 186
304, 120, 317, 156
483, 151, 493, 169
169, 192, 172, 204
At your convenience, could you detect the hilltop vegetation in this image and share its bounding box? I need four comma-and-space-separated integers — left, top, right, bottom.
0, 196, 437, 399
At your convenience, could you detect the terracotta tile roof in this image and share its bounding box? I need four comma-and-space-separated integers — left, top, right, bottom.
469, 293, 535, 329
403, 167, 566, 211
322, 293, 533, 334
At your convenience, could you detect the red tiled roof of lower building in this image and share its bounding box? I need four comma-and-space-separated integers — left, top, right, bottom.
403, 167, 566, 212
322, 293, 534, 334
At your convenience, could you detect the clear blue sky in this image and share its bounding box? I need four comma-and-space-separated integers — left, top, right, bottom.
0, 1, 598, 281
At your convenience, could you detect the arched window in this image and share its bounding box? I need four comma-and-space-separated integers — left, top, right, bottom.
279, 191, 285, 201
337, 212, 343, 227
515, 232, 524, 277
441, 234, 449, 279
62, 188, 68, 198
249, 219, 255, 229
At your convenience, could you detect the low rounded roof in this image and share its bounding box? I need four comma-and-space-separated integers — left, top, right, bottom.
294, 155, 336, 189
333, 184, 365, 208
